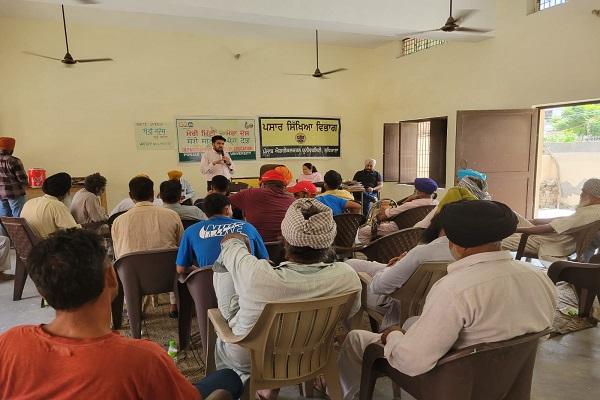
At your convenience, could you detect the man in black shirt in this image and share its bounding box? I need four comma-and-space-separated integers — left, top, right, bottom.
353, 159, 383, 215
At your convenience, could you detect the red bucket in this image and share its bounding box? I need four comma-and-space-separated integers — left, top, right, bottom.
27, 168, 46, 188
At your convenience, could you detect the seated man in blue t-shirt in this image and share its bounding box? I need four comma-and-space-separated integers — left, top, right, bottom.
287, 181, 361, 216
176, 193, 268, 272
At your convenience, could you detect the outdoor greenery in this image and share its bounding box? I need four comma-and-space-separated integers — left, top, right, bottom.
546, 104, 600, 143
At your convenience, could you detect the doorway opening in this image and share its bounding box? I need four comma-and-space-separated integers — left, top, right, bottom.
536, 101, 600, 218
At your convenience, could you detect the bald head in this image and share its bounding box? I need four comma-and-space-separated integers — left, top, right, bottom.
364, 159, 376, 171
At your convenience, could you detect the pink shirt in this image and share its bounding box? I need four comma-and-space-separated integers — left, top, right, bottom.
297, 172, 323, 183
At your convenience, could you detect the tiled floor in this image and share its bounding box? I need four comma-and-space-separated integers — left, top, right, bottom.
1, 254, 598, 400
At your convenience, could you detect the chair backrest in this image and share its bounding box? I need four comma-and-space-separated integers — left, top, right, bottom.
334, 214, 366, 248
569, 220, 600, 262
390, 262, 450, 325
264, 240, 285, 265
361, 227, 423, 264
418, 330, 550, 400
107, 211, 127, 226
243, 291, 359, 383
113, 248, 178, 295
391, 205, 436, 230
548, 260, 600, 288
0, 217, 40, 262
181, 219, 199, 229
229, 182, 249, 193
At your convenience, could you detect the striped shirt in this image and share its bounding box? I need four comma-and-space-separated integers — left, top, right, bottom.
0, 151, 27, 199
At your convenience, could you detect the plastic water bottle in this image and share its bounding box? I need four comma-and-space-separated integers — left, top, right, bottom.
167, 340, 178, 362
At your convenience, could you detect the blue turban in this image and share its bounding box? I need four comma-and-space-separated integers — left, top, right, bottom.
414, 178, 438, 194
457, 168, 487, 181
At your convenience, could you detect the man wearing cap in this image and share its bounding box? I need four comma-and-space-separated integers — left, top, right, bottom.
338, 200, 556, 400
0, 137, 28, 218
229, 166, 294, 242
167, 170, 195, 205
502, 178, 600, 261
199, 135, 235, 190
356, 178, 438, 244
21, 172, 81, 239
288, 181, 361, 215
213, 199, 362, 392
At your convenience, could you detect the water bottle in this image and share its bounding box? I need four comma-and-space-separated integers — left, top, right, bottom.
167, 340, 178, 362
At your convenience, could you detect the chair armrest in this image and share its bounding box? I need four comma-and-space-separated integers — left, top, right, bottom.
334, 244, 365, 254
358, 271, 373, 286
207, 309, 247, 344
515, 233, 531, 260
548, 260, 600, 285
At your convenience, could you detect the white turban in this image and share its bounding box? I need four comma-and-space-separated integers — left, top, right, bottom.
281, 199, 336, 249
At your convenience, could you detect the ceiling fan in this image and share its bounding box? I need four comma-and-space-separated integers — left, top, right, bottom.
23, 4, 113, 65
288, 30, 347, 78
401, 0, 491, 37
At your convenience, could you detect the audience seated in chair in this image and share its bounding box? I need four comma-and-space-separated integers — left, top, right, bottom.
347, 214, 453, 330
0, 229, 243, 400
338, 200, 557, 400
21, 172, 81, 238
502, 178, 600, 261
229, 166, 295, 242
212, 199, 361, 398
353, 159, 383, 215
70, 172, 109, 229
176, 193, 268, 320
357, 178, 438, 244
109, 174, 163, 216
167, 170, 195, 205
288, 181, 361, 215
319, 169, 354, 201
160, 179, 207, 222
111, 176, 183, 317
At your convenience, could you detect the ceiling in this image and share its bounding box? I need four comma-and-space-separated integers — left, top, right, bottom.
1, 0, 496, 48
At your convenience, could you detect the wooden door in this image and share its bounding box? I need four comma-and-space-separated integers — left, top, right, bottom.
455, 109, 539, 217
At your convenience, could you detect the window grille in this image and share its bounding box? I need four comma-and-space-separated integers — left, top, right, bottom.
537, 0, 566, 11
402, 38, 445, 56
416, 122, 431, 178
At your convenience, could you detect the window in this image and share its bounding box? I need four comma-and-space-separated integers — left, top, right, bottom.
401, 37, 445, 56
536, 0, 566, 11
383, 118, 447, 187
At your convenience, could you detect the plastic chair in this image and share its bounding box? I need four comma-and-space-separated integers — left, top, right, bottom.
516, 220, 600, 262
264, 240, 285, 265
0, 217, 41, 301
178, 267, 217, 353
113, 248, 178, 338
181, 219, 199, 229
358, 261, 450, 332
107, 211, 127, 227
333, 214, 366, 255
359, 330, 551, 400
355, 228, 424, 264
548, 259, 600, 318
391, 205, 437, 230
206, 290, 360, 400
259, 164, 284, 178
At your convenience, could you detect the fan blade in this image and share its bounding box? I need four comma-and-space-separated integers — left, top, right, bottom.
75, 58, 114, 63
397, 29, 442, 38
455, 27, 491, 33
76, 0, 100, 4
453, 9, 477, 24
22, 51, 62, 61
285, 73, 313, 76
320, 68, 347, 76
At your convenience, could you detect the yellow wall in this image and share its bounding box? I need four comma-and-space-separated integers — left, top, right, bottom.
2, 0, 599, 209
0, 16, 373, 208
370, 0, 600, 200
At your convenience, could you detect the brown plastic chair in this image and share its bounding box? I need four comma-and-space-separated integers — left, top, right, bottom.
0, 217, 41, 301
516, 220, 600, 262
391, 205, 436, 230
333, 213, 366, 255
356, 228, 424, 264
264, 240, 285, 265
178, 267, 217, 353
206, 290, 360, 400
113, 248, 178, 338
181, 219, 199, 230
358, 261, 450, 332
259, 164, 284, 177
359, 330, 551, 400
548, 259, 600, 318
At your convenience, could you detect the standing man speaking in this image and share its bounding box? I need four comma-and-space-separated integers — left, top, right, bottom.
199, 135, 235, 191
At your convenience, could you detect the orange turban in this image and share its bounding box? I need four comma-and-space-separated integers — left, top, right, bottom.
261, 166, 293, 186
0, 137, 16, 151
167, 170, 183, 180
